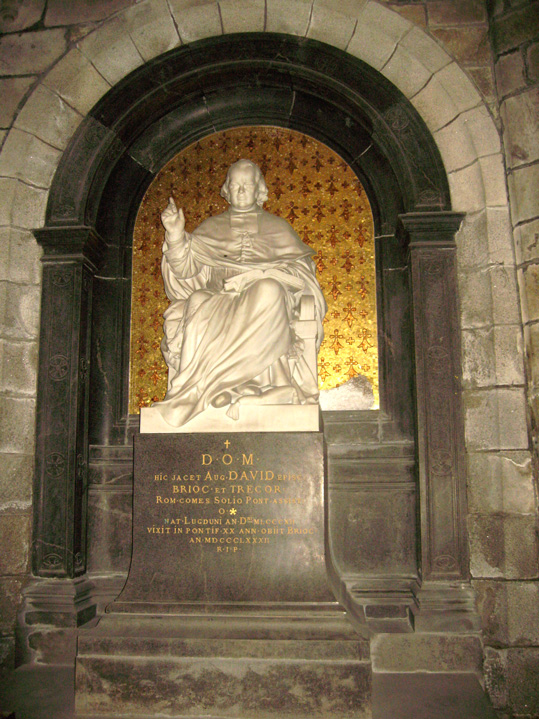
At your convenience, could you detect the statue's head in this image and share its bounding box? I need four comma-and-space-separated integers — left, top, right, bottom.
220, 159, 269, 211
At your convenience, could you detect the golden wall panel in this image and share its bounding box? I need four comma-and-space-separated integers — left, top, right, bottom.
129, 127, 378, 413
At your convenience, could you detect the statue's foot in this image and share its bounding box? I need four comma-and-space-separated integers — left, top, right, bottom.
236, 385, 299, 406
211, 391, 232, 408
236, 382, 262, 396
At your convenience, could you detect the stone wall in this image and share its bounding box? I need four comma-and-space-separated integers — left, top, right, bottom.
0, 1, 537, 715
475, 2, 539, 716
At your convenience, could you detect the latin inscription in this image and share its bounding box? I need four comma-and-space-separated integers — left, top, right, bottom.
147, 439, 313, 552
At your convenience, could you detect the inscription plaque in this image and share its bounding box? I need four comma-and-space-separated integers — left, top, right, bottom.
114, 432, 333, 607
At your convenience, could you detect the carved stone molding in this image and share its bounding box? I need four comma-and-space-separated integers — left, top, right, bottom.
31, 227, 105, 578
399, 212, 468, 584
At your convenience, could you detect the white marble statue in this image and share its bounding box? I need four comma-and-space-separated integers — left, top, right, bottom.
150, 159, 327, 429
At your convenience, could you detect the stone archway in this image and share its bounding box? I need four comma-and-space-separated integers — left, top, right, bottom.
19, 29, 485, 663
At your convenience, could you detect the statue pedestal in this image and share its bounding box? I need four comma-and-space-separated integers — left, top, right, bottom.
74, 432, 371, 718
140, 404, 320, 433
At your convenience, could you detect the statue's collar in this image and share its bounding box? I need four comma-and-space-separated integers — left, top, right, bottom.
228, 207, 260, 234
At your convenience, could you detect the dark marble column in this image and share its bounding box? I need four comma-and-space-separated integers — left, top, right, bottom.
399, 212, 479, 631
17, 228, 106, 661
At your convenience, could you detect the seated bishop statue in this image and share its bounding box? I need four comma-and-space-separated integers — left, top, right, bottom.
147, 158, 327, 430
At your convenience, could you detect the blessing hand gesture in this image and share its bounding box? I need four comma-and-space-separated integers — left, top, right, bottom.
161, 197, 185, 242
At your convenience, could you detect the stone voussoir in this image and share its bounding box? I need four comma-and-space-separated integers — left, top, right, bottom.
76, 16, 145, 87
168, 0, 223, 43
307, 2, 357, 50
121, 0, 181, 62
218, 0, 265, 34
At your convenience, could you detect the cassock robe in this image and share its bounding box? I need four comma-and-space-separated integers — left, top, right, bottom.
152, 206, 327, 427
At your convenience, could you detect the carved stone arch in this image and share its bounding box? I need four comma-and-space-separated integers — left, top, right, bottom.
29, 33, 474, 634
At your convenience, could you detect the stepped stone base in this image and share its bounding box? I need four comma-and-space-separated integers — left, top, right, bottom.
75, 608, 372, 719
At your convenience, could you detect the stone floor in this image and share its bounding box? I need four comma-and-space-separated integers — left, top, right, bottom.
0, 664, 499, 719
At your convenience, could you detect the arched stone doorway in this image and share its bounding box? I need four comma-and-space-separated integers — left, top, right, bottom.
24, 32, 478, 661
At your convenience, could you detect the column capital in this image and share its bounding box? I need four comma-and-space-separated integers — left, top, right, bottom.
398, 211, 465, 247
34, 225, 107, 271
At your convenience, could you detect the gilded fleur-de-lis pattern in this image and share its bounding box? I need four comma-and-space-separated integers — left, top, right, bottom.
129, 127, 378, 413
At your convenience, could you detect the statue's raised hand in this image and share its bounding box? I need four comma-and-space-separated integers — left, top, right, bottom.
161, 197, 185, 242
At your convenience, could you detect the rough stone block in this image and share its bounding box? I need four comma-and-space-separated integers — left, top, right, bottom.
473, 580, 539, 646
461, 105, 501, 159
14, 84, 83, 151
169, 1, 223, 42
468, 514, 505, 579
0, 513, 31, 574
266, 0, 312, 36
479, 154, 508, 207
0, 178, 48, 230
485, 207, 514, 266
393, 5, 426, 28
467, 450, 535, 515
469, 513, 538, 580
0, 281, 41, 340
0, 577, 23, 634
432, 27, 490, 67
371, 633, 482, 673
0, 338, 38, 397
479, 579, 539, 652
308, 3, 356, 50
122, 0, 180, 61
490, 4, 539, 55
514, 218, 539, 265
508, 163, 539, 224
219, 0, 265, 34
0, 0, 45, 34
504, 648, 539, 715
458, 265, 493, 328
0, 452, 33, 510
495, 51, 526, 97
463, 387, 528, 451
43, 48, 111, 117
411, 76, 459, 133
501, 88, 539, 169
0, 228, 42, 285
436, 62, 482, 114
448, 161, 485, 214
381, 44, 432, 99
490, 264, 521, 325
435, 115, 478, 173
492, 324, 526, 385
461, 327, 496, 388
427, 0, 486, 25
507, 582, 539, 645
0, 129, 61, 188
520, 262, 539, 324
0, 29, 67, 75
0, 78, 36, 130
45, 0, 133, 25
0, 396, 36, 455
527, 41, 539, 83
77, 17, 144, 86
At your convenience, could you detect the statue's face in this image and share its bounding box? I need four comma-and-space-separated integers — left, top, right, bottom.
227, 165, 258, 211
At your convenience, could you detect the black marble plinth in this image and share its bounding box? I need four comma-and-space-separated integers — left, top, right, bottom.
113, 432, 333, 608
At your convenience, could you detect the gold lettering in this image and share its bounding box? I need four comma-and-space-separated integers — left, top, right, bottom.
202, 454, 212, 465
242, 453, 253, 465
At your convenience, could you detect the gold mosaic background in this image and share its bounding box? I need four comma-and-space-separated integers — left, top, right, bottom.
129, 127, 378, 413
